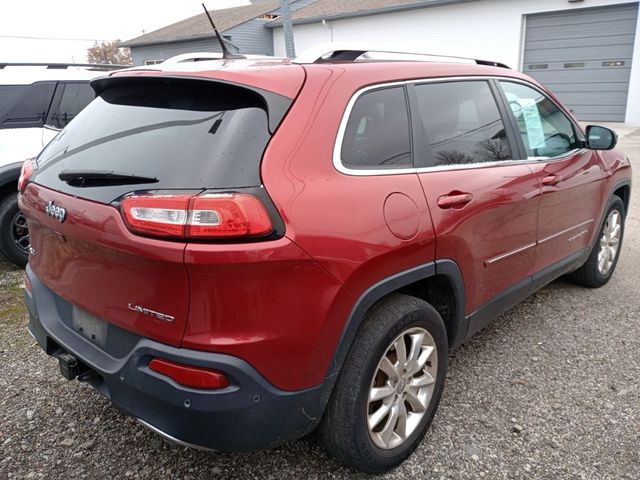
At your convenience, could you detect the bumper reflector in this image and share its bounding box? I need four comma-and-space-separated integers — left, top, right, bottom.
149, 358, 229, 389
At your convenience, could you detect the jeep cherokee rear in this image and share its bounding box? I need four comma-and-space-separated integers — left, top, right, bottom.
21, 49, 631, 473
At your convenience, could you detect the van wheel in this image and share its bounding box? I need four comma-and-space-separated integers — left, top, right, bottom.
0, 193, 29, 267
318, 293, 448, 473
568, 196, 625, 288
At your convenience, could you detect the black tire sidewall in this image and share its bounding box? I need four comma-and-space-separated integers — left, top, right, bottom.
0, 193, 28, 267
586, 196, 625, 286
595, 198, 625, 280
327, 295, 448, 473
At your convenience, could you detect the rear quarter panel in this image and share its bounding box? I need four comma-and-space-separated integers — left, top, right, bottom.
261, 65, 438, 387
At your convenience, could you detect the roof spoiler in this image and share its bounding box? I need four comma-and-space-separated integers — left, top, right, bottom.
89, 74, 292, 134
293, 43, 510, 69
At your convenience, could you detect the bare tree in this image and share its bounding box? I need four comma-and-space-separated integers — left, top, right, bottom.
87, 40, 132, 65
434, 150, 474, 165
473, 139, 512, 162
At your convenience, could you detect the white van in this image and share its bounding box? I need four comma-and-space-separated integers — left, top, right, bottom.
0, 63, 124, 266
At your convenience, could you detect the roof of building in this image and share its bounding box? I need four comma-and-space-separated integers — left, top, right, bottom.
266, 0, 476, 27
120, 1, 281, 48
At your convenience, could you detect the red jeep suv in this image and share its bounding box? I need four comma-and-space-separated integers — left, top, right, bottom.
21, 47, 631, 473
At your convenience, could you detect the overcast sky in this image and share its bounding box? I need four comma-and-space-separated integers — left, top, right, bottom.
0, 0, 250, 63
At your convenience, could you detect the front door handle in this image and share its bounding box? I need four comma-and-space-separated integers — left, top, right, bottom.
437, 192, 473, 209
542, 174, 560, 186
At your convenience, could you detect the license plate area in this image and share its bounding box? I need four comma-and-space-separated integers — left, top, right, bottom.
72, 306, 108, 348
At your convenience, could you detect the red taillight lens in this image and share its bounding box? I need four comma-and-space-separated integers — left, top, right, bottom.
18, 158, 35, 193
148, 358, 229, 389
121, 195, 190, 238
121, 193, 272, 240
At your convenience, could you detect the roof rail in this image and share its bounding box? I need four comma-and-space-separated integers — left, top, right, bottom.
293, 43, 510, 69
161, 52, 278, 64
0, 62, 129, 71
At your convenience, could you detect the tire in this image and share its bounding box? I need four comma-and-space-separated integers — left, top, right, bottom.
318, 293, 448, 473
568, 195, 625, 288
0, 193, 29, 267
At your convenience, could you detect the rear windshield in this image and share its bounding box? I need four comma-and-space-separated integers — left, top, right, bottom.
34, 80, 272, 203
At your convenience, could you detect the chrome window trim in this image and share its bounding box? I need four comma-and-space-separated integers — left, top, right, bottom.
497, 79, 585, 162
333, 81, 410, 176
332, 76, 586, 177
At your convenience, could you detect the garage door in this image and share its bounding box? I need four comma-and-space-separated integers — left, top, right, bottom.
523, 3, 638, 122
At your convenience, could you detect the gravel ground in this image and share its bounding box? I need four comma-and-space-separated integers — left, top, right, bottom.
1, 130, 639, 479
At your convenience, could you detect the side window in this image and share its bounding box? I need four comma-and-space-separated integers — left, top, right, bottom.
0, 85, 27, 114
499, 81, 578, 158
0, 81, 56, 128
414, 81, 512, 166
46, 83, 95, 129
341, 86, 411, 168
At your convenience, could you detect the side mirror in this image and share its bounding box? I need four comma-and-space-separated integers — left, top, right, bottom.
585, 125, 617, 150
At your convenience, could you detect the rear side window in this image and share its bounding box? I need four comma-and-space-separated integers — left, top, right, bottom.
341, 86, 411, 168
499, 81, 578, 158
46, 82, 95, 129
0, 85, 27, 111
35, 80, 272, 204
414, 81, 512, 166
0, 81, 56, 128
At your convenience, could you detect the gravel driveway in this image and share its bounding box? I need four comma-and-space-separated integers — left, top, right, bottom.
1, 129, 639, 480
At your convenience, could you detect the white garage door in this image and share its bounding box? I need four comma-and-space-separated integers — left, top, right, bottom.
523, 3, 638, 122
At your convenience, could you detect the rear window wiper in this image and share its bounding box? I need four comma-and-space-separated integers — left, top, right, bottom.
58, 169, 159, 187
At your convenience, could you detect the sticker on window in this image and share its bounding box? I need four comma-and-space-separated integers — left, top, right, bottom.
520, 99, 546, 150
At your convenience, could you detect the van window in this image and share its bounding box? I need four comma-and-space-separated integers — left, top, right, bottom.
0, 82, 56, 128
46, 82, 95, 129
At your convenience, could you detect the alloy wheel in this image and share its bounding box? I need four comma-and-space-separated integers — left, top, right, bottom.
11, 211, 29, 255
367, 327, 437, 450
597, 209, 622, 275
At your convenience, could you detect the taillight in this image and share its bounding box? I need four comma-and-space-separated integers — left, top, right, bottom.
121, 193, 272, 240
148, 358, 229, 389
18, 158, 35, 193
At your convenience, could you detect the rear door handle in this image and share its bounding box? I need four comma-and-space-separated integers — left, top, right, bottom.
437, 192, 473, 209
542, 174, 560, 186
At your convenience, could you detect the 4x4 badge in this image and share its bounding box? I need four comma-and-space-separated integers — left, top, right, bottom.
45, 201, 66, 223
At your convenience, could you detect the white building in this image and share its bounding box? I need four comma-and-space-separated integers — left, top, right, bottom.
269, 0, 640, 124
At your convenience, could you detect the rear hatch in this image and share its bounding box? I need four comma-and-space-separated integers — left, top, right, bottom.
20, 72, 300, 346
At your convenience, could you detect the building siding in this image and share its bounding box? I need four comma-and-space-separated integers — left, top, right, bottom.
131, 38, 222, 65
130, 18, 275, 66
225, 19, 274, 56
272, 0, 640, 124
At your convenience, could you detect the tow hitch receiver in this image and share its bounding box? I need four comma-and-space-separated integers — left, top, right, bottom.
57, 352, 86, 380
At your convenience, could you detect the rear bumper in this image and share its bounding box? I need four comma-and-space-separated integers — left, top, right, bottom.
25, 265, 329, 451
